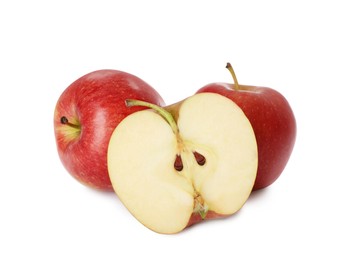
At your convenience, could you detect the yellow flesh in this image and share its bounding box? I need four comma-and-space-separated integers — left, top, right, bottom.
178, 94, 258, 214
107, 93, 258, 234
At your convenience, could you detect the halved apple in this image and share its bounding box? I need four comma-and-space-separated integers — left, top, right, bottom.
107, 93, 258, 234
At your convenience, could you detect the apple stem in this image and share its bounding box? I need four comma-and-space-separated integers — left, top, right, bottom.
60, 116, 80, 130
125, 99, 179, 135
226, 63, 240, 90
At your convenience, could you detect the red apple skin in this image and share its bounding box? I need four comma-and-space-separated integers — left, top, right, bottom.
54, 70, 165, 191
197, 84, 296, 190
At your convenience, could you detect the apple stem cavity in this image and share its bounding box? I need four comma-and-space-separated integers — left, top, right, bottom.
126, 99, 179, 135
60, 116, 80, 130
226, 62, 240, 91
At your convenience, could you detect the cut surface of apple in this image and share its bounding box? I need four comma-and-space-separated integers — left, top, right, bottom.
107, 93, 258, 234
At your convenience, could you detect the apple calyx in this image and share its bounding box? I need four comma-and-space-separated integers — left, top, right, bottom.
194, 192, 208, 219
226, 62, 240, 91
125, 99, 209, 219
60, 116, 81, 130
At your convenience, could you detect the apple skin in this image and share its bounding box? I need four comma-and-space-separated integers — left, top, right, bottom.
197, 84, 296, 190
54, 69, 165, 191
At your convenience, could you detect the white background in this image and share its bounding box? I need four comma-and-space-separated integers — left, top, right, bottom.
1, 0, 346, 259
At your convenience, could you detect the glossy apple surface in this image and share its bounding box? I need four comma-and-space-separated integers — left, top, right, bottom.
54, 69, 165, 191
197, 66, 296, 190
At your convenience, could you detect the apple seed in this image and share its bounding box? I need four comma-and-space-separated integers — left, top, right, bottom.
174, 154, 183, 171
193, 151, 206, 166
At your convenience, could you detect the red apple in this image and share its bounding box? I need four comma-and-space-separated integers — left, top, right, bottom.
54, 69, 165, 191
197, 63, 296, 190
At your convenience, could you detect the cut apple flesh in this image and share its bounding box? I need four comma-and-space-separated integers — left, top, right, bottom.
107, 93, 258, 234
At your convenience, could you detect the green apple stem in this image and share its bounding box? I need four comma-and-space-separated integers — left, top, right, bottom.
226, 62, 240, 90
60, 116, 80, 130
125, 99, 179, 135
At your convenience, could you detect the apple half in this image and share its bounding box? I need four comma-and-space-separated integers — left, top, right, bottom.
107, 93, 258, 234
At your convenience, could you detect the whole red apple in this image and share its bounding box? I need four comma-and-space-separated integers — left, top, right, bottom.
197, 63, 296, 190
54, 69, 165, 191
